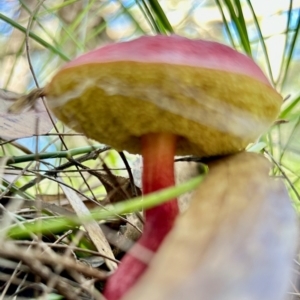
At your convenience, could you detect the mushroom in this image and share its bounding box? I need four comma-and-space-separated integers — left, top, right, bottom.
45, 35, 282, 300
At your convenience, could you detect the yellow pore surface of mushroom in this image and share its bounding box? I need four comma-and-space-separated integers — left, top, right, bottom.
46, 62, 282, 157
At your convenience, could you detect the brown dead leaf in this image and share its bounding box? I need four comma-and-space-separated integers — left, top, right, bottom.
57, 176, 117, 271
0, 88, 53, 139
99, 172, 142, 205
123, 152, 298, 300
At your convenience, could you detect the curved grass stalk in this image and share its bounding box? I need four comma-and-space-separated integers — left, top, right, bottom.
6, 174, 205, 239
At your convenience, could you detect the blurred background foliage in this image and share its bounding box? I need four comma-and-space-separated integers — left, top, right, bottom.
0, 0, 300, 208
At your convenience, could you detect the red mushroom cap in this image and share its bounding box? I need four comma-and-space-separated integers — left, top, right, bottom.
64, 35, 270, 86
46, 35, 282, 157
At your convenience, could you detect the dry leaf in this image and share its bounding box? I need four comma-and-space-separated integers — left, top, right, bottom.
98, 172, 141, 205
123, 152, 298, 300
0, 88, 53, 139
57, 177, 117, 271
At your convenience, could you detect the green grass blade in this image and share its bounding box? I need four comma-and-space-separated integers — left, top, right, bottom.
6, 173, 206, 239
139, 0, 164, 33
118, 1, 146, 34
147, 0, 174, 33
233, 0, 249, 41
5, 145, 105, 165
276, 0, 293, 87
279, 8, 300, 88
223, 0, 252, 55
19, 0, 70, 53
1, 178, 34, 200
245, 0, 274, 84
280, 94, 300, 119
215, 0, 237, 48
0, 13, 70, 61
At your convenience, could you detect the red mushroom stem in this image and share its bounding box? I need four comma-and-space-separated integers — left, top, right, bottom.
142, 132, 178, 240
104, 132, 179, 300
